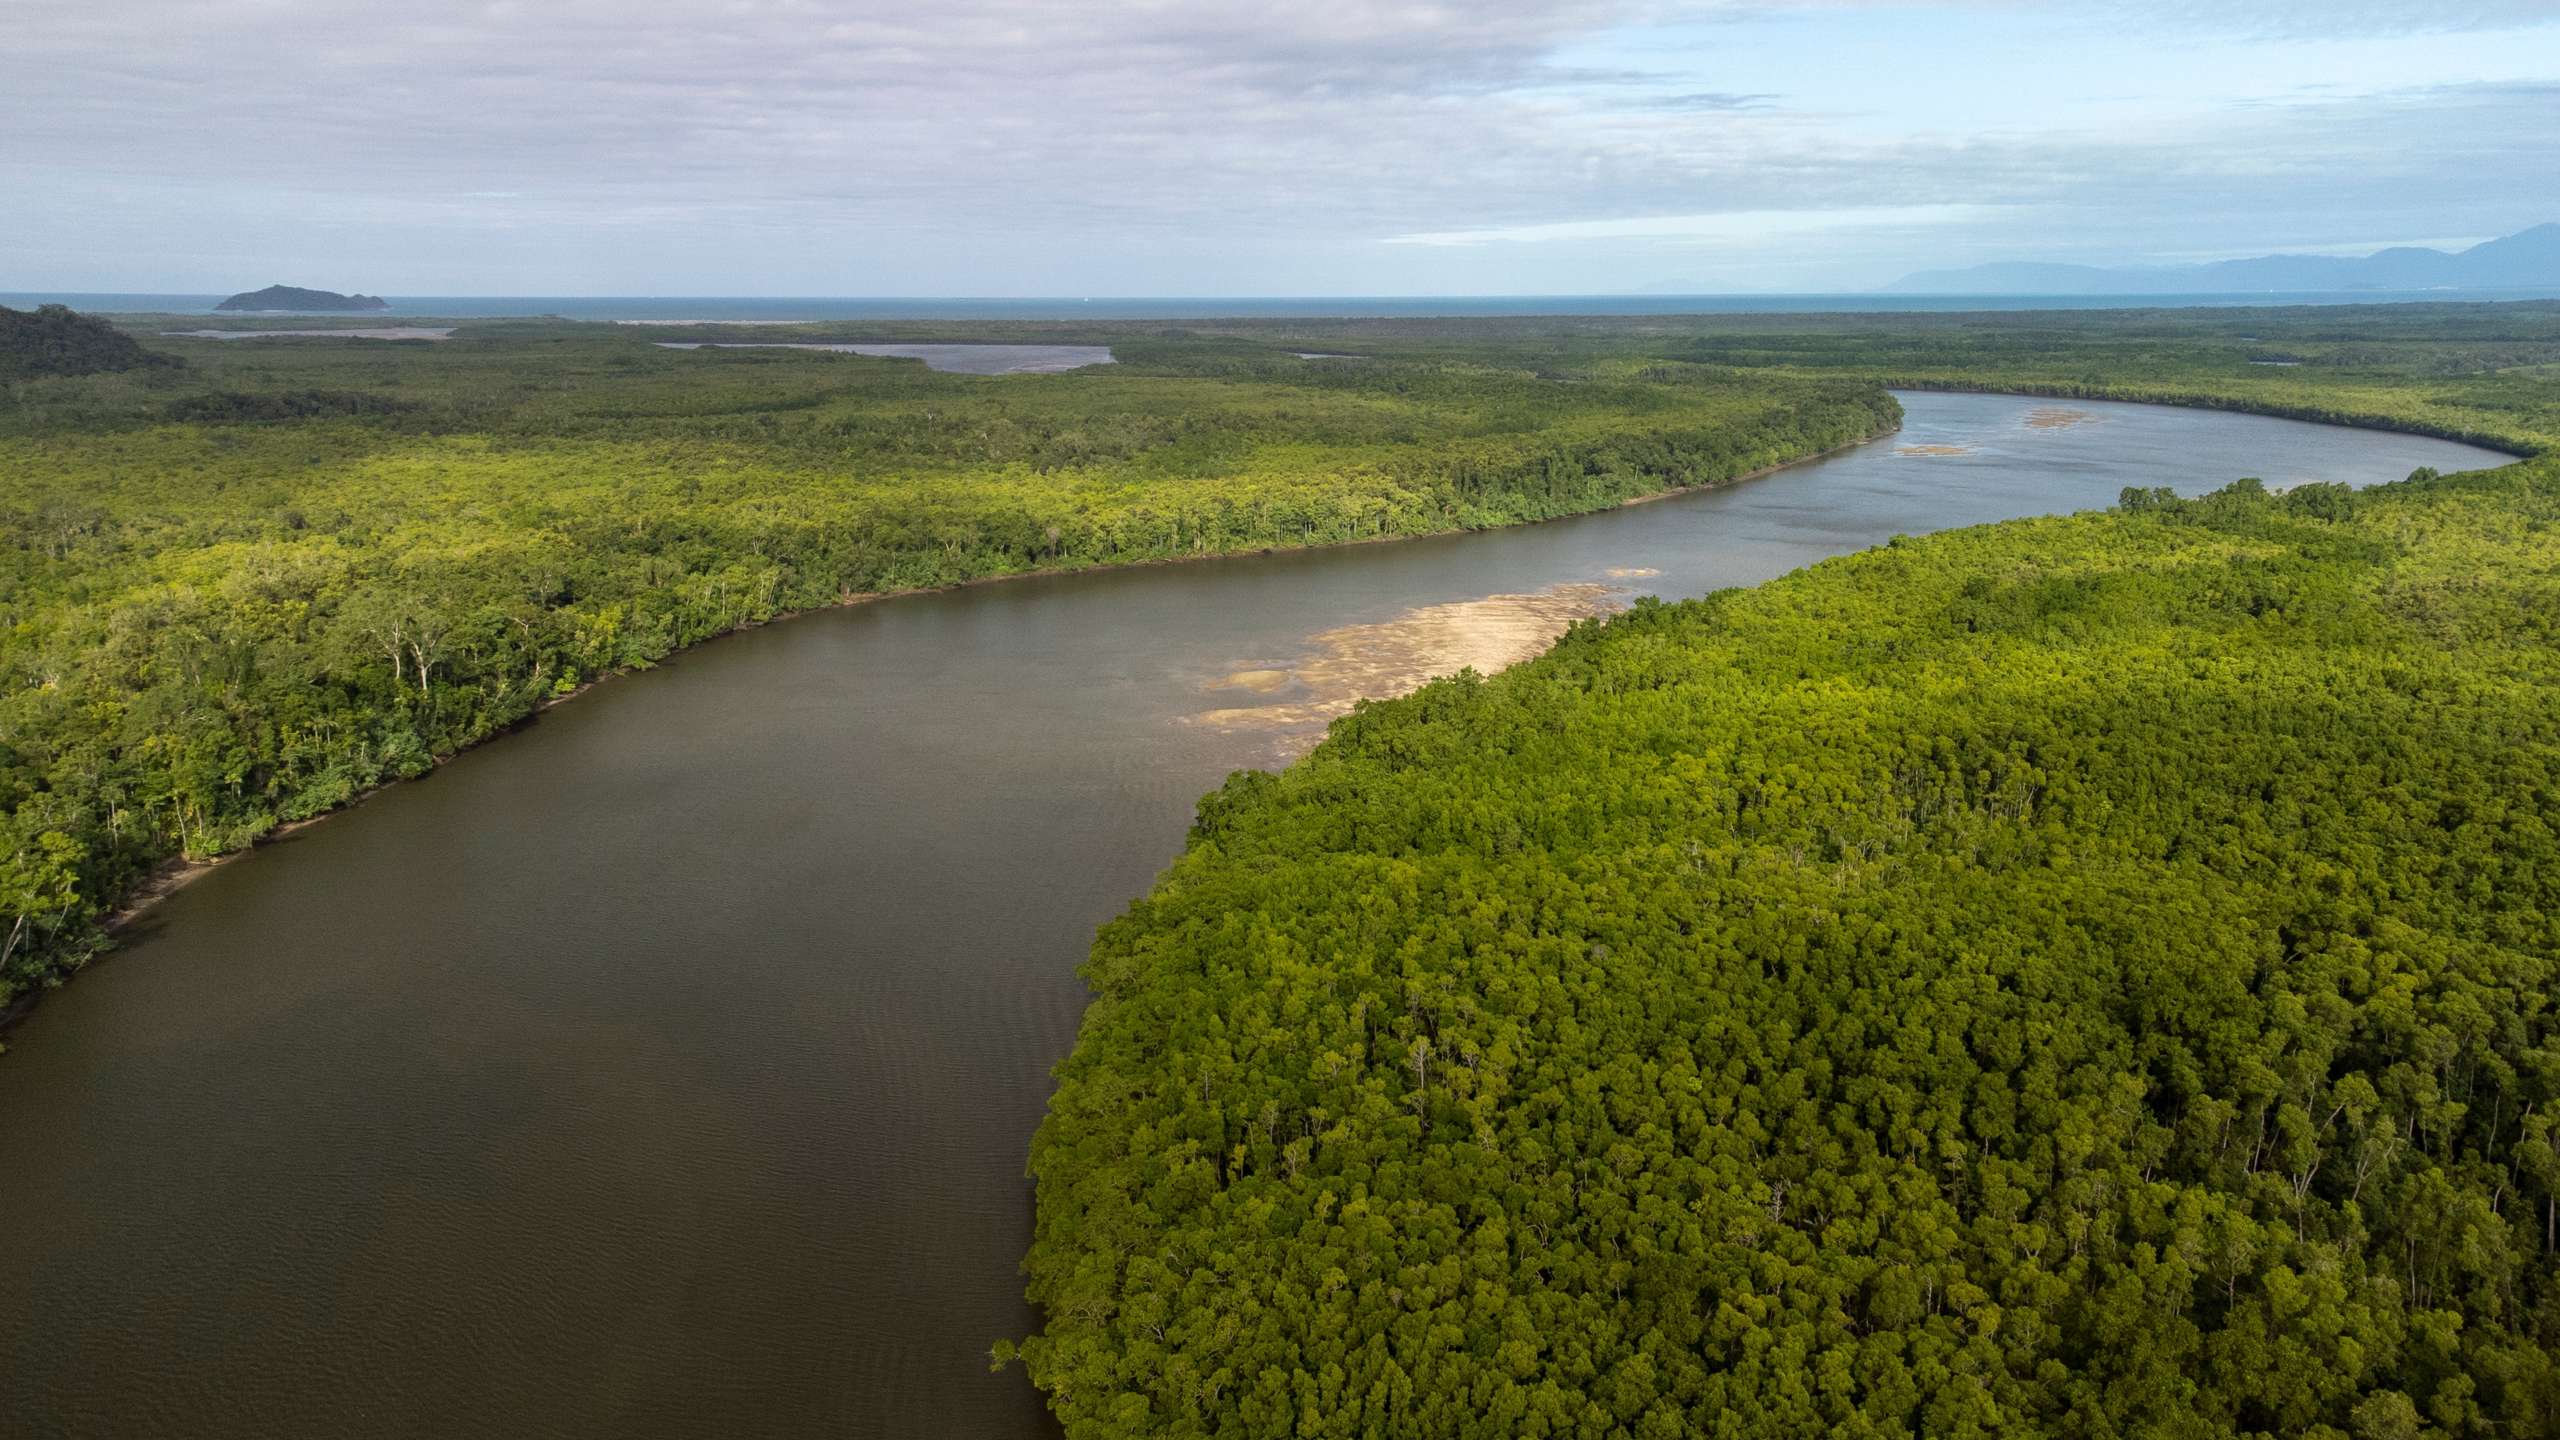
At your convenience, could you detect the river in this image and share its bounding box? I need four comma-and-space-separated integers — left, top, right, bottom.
0, 393, 2510, 1439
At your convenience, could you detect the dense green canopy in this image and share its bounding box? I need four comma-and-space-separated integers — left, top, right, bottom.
1023, 465, 2560, 1438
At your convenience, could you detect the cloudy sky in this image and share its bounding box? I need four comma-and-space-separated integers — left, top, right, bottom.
9, 1, 2557, 295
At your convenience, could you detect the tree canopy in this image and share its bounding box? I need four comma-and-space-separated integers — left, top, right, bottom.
1023, 463, 2560, 1438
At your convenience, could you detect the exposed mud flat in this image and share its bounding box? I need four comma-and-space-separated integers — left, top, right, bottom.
2024, 406, 2098, 430
1897, 443, 1977, 456
1604, 566, 1662, 578
1195, 581, 1625, 748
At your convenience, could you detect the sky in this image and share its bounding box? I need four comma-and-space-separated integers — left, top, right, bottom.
8, 0, 2558, 296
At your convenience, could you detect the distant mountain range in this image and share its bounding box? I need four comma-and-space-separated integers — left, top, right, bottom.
1889, 224, 2560, 296
216, 284, 389, 313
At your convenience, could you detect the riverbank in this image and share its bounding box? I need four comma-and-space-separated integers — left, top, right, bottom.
69, 414, 1903, 970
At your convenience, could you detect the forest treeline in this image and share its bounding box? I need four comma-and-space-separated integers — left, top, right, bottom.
0, 324, 1895, 1003
1023, 459, 2560, 1438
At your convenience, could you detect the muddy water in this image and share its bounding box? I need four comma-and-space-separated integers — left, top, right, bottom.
0, 394, 2509, 1439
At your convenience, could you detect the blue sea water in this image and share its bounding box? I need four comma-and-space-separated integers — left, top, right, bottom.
8, 291, 2557, 321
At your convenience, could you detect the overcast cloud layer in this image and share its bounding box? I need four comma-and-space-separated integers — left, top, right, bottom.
8, 0, 2557, 294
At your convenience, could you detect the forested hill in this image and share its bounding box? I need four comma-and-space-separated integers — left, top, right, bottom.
1023, 461, 2560, 1436
0, 305, 179, 381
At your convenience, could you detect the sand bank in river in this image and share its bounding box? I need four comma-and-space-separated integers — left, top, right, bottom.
1195, 581, 1625, 746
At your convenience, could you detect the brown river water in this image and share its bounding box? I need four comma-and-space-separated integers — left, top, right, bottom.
0, 393, 2510, 1438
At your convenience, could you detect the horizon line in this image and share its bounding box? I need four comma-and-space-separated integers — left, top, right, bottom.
12, 287, 2560, 304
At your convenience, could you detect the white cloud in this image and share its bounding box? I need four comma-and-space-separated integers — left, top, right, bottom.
2, 0, 2553, 292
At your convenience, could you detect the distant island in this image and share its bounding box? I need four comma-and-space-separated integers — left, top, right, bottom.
216, 284, 390, 313
1891, 222, 2560, 296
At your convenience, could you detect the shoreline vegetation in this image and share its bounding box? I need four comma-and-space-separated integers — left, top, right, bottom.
81, 413, 1905, 951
